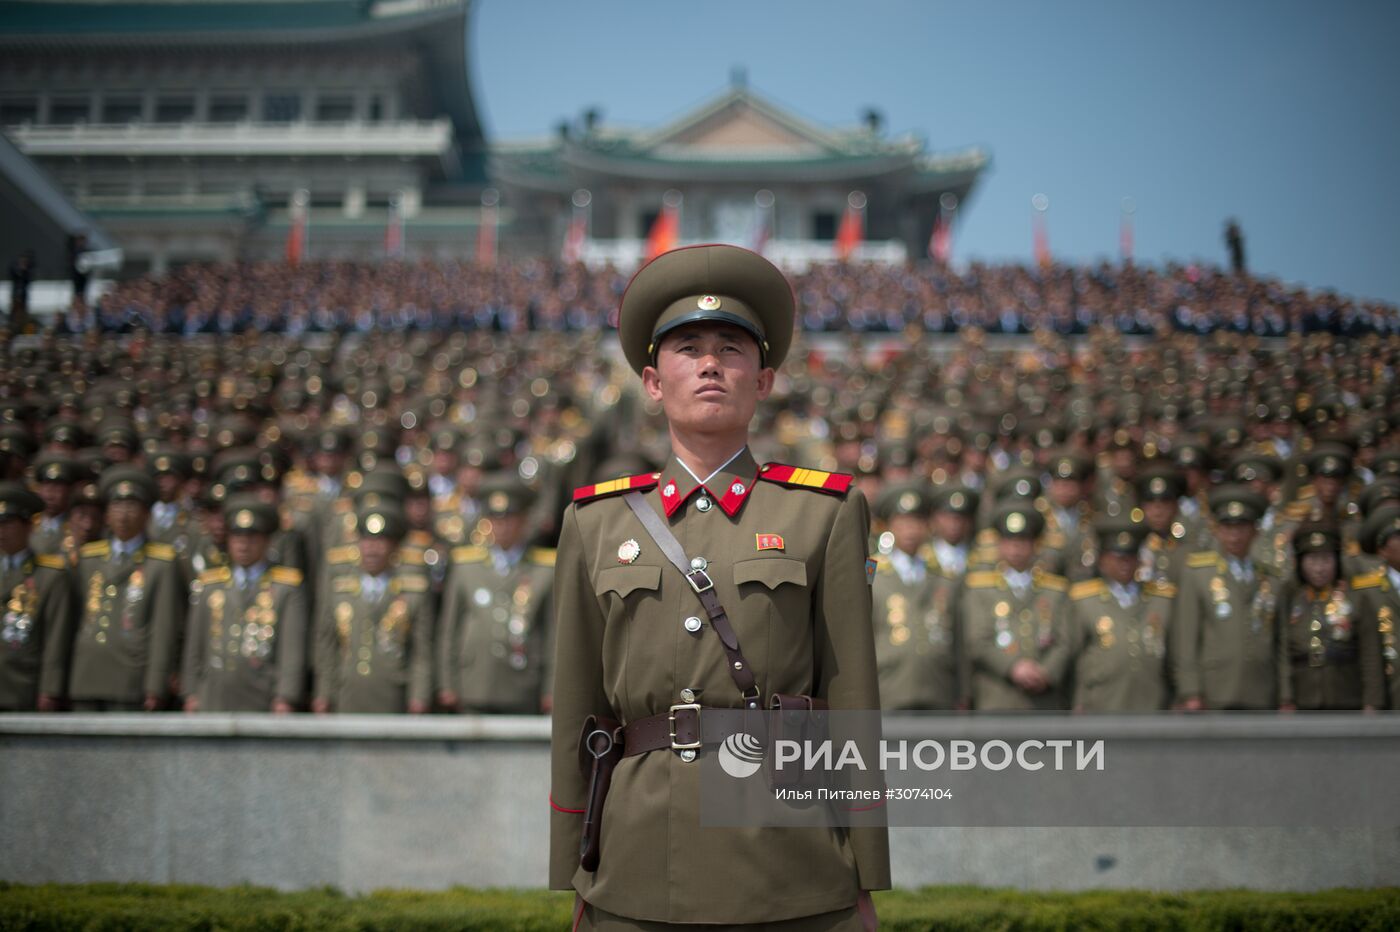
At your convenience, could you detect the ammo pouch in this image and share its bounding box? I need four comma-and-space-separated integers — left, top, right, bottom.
766, 693, 829, 791
577, 714, 623, 871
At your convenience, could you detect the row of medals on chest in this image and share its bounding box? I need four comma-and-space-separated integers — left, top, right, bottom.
206, 585, 277, 669
336, 591, 411, 676
84, 562, 146, 645
470, 575, 535, 670
2, 574, 38, 648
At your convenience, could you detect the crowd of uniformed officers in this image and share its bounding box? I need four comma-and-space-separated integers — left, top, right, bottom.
1, 328, 1399, 715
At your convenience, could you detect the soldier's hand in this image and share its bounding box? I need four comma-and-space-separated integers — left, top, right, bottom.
1179, 696, 1204, 712
436, 689, 459, 712
857, 890, 878, 931
408, 699, 429, 715
183, 696, 200, 714
142, 693, 162, 712
1009, 659, 1047, 693
540, 694, 553, 715
36, 694, 60, 713
271, 698, 293, 715
311, 697, 332, 715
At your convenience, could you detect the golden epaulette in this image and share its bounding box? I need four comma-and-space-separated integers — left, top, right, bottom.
1044, 532, 1067, 549
1345, 541, 1361, 556
527, 547, 557, 567
35, 554, 66, 570
332, 577, 359, 593
405, 530, 434, 548
1283, 501, 1312, 520
1145, 580, 1178, 599
327, 545, 360, 565
394, 575, 429, 593
756, 463, 853, 496
398, 549, 427, 566
1035, 572, 1069, 593
1070, 579, 1106, 601
974, 527, 998, 546
452, 545, 488, 564
1186, 551, 1221, 569
573, 473, 660, 505
1352, 570, 1386, 590
965, 571, 1001, 590
199, 567, 232, 585
144, 542, 176, 561
80, 540, 110, 558
269, 566, 303, 587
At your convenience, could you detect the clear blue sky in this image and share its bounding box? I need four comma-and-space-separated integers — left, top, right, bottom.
473, 0, 1400, 304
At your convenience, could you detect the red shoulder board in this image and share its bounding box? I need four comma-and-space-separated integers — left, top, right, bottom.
573, 473, 661, 505
756, 463, 853, 496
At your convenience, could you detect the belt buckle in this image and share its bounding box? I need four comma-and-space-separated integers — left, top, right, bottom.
686, 568, 714, 594
668, 702, 702, 750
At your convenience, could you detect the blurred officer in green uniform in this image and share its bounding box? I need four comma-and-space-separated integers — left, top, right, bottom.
59, 479, 106, 567
929, 484, 978, 579
1172, 485, 1279, 711
1093, 430, 1139, 519
550, 245, 888, 928
962, 501, 1072, 711
181, 497, 307, 713
871, 481, 962, 711
1069, 517, 1174, 712
28, 454, 81, 556
1276, 522, 1373, 711
1040, 449, 1098, 582
0, 483, 73, 711
436, 475, 555, 714
1351, 505, 1400, 709
1135, 463, 1201, 586
50, 465, 185, 711
147, 450, 196, 556
313, 501, 432, 714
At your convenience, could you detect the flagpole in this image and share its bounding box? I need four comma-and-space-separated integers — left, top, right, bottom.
1120, 196, 1136, 266
753, 189, 774, 255
930, 191, 957, 264
1031, 193, 1050, 269
477, 188, 499, 266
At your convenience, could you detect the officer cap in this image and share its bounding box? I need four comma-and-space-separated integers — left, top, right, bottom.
149, 450, 192, 479
1291, 521, 1340, 557
992, 502, 1045, 539
72, 480, 105, 509
1373, 451, 1400, 479
403, 464, 431, 498
357, 501, 407, 541
314, 428, 351, 454
0, 482, 43, 521
1047, 449, 1094, 482
1306, 443, 1352, 479
1229, 453, 1283, 485
618, 244, 794, 376
1362, 504, 1400, 554
32, 453, 80, 485
480, 474, 536, 516
0, 425, 35, 460
44, 419, 87, 448
215, 449, 278, 491
354, 468, 410, 505
876, 481, 932, 520
1359, 479, 1400, 517
223, 495, 279, 536
935, 484, 980, 516
994, 467, 1041, 502
1095, 516, 1148, 555
1207, 484, 1268, 524
96, 420, 140, 452
1135, 464, 1183, 502
99, 464, 157, 507
1173, 441, 1211, 471
199, 481, 230, 510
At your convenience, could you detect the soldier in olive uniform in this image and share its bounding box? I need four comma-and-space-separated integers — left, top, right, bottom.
28, 454, 80, 556
929, 484, 978, 578
1277, 522, 1373, 711
1135, 463, 1202, 586
1040, 449, 1098, 582
436, 476, 555, 715
1069, 518, 1174, 712
147, 450, 197, 555
1094, 431, 1138, 519
550, 245, 888, 928
49, 466, 185, 711
870, 481, 962, 710
962, 502, 1072, 711
59, 479, 107, 567
0, 484, 74, 711
181, 498, 307, 713
1172, 486, 1280, 711
1351, 505, 1400, 709
313, 502, 433, 714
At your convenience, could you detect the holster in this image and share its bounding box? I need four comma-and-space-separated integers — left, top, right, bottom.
577, 714, 623, 872
767, 693, 828, 790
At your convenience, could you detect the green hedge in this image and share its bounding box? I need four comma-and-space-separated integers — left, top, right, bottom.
1, 884, 1397, 931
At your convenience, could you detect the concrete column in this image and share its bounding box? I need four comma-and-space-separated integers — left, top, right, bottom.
344, 183, 366, 219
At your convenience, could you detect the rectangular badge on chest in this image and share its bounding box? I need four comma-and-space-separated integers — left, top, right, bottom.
756, 533, 785, 552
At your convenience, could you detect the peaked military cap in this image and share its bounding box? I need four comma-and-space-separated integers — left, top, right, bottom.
1360, 504, 1400, 554
1208, 484, 1268, 524
1095, 516, 1148, 554
480, 474, 536, 516
0, 482, 43, 520
1291, 521, 1340, 557
992, 502, 1045, 539
876, 481, 932, 520
619, 244, 795, 375
224, 495, 279, 536
934, 484, 980, 516
99, 464, 157, 506
1306, 443, 1352, 479
357, 501, 407, 541
32, 453, 80, 485
1135, 464, 1183, 502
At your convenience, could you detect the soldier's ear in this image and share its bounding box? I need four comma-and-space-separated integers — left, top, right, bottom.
641, 365, 664, 404
755, 367, 775, 401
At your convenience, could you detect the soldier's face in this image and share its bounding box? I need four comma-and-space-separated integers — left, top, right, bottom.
1215, 521, 1256, 558
69, 504, 103, 543
1099, 550, 1137, 586
1299, 552, 1338, 590
933, 510, 971, 545
997, 536, 1035, 572
489, 512, 527, 552
405, 496, 431, 530
156, 474, 182, 502
200, 509, 227, 547
359, 536, 395, 575
36, 481, 71, 514
1048, 477, 1084, 508
888, 514, 928, 556
1379, 536, 1400, 571
0, 516, 30, 555
1143, 500, 1176, 531
227, 531, 270, 568
1313, 476, 1342, 505
642, 324, 773, 436
106, 500, 148, 541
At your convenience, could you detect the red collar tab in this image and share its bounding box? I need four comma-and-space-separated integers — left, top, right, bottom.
658, 472, 758, 517
756, 463, 854, 496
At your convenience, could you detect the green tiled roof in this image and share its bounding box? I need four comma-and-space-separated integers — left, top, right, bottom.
1, 0, 368, 35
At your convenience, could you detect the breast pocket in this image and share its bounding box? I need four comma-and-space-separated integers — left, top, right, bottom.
594, 565, 662, 616
733, 558, 810, 627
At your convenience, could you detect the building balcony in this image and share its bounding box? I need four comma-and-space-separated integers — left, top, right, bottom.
4, 119, 454, 159
579, 238, 909, 270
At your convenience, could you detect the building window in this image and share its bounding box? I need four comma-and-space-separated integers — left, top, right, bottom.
315, 94, 356, 121
102, 96, 144, 124
49, 97, 91, 125
209, 93, 248, 123
0, 98, 38, 125
812, 211, 838, 241
263, 91, 302, 123
155, 96, 196, 123
639, 211, 659, 236
368, 94, 385, 121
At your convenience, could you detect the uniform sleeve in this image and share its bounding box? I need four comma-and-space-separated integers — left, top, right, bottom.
38, 567, 77, 699
1172, 569, 1205, 701
1355, 590, 1385, 710
1275, 586, 1294, 706
275, 585, 309, 705
812, 489, 891, 891
181, 587, 209, 700
1067, 602, 1092, 709
409, 593, 434, 708
434, 566, 463, 697
537, 580, 556, 712
949, 580, 970, 708
144, 560, 187, 699
549, 503, 611, 890
1039, 592, 1074, 691
313, 593, 340, 706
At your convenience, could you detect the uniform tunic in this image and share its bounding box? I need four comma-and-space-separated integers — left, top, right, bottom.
0, 552, 73, 710
1351, 567, 1400, 709
961, 566, 1072, 710
549, 450, 890, 924
181, 565, 308, 711
1172, 549, 1280, 709
437, 543, 555, 714
1276, 580, 1371, 710
314, 568, 433, 713
870, 547, 961, 710
1068, 578, 1174, 712
53, 539, 185, 704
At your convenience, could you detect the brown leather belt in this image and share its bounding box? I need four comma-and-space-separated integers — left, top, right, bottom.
621, 704, 755, 757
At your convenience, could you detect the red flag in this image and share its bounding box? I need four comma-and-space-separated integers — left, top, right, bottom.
929, 212, 952, 263
385, 201, 404, 259
286, 193, 307, 265
561, 205, 587, 264
1120, 213, 1134, 263
1032, 211, 1051, 269
645, 199, 680, 262
834, 195, 864, 261
476, 202, 497, 266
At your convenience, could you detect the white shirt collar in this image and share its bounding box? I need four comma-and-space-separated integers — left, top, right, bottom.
4, 549, 31, 571
675, 445, 748, 489
1108, 580, 1140, 607
1004, 567, 1033, 590
1388, 567, 1400, 592
113, 534, 145, 557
